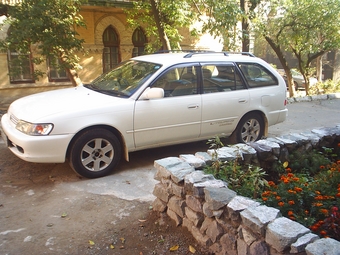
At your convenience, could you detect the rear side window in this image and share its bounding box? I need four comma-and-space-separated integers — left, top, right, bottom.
237, 63, 278, 88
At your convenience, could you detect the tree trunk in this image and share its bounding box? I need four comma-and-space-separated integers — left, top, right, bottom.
265, 36, 295, 97
150, 0, 171, 51
240, 0, 250, 52
316, 55, 323, 82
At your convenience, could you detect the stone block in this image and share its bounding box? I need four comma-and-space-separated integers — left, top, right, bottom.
204, 187, 237, 211
265, 217, 310, 252
227, 196, 260, 222
237, 237, 249, 255
305, 238, 340, 255
191, 225, 212, 246
169, 182, 185, 198
290, 233, 319, 253
152, 197, 167, 212
239, 227, 256, 246
184, 170, 215, 197
152, 183, 171, 203
206, 220, 224, 242
182, 217, 194, 231
167, 196, 186, 218
195, 151, 213, 165
166, 208, 182, 226
186, 195, 203, 213
185, 207, 204, 227
200, 217, 214, 233
179, 154, 206, 168
249, 240, 269, 255
240, 205, 281, 236
220, 233, 237, 253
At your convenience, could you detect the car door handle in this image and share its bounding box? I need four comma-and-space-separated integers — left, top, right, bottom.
238, 99, 247, 103
188, 104, 199, 109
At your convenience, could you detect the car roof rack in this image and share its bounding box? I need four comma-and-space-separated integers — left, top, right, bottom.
152, 50, 256, 58
183, 51, 256, 58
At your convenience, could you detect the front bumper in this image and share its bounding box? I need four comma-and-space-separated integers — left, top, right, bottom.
1, 113, 73, 163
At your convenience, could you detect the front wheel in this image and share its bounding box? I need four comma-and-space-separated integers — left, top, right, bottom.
69, 128, 122, 178
232, 113, 264, 143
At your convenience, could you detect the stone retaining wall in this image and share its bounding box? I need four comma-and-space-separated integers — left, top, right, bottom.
152, 126, 340, 255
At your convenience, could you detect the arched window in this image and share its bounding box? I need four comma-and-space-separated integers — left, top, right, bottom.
132, 27, 147, 57
102, 26, 120, 73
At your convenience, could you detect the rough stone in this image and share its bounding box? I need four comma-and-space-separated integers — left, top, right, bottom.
166, 208, 182, 226
305, 238, 340, 255
195, 151, 213, 165
152, 197, 167, 212
290, 233, 319, 253
185, 207, 204, 227
152, 183, 171, 203
266, 217, 310, 252
227, 196, 260, 218
169, 182, 185, 198
186, 195, 203, 213
249, 240, 270, 255
240, 205, 281, 236
220, 233, 237, 253
204, 187, 237, 211
239, 227, 257, 246
255, 139, 281, 156
179, 154, 206, 168
206, 220, 224, 242
167, 196, 186, 218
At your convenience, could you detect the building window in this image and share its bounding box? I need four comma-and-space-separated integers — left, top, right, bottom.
132, 27, 147, 57
7, 50, 34, 83
102, 26, 120, 73
47, 57, 70, 82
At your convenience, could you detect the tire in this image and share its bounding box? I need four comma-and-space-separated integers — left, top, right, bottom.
69, 128, 122, 178
233, 113, 264, 143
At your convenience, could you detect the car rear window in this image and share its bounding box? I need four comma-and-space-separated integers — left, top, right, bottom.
237, 63, 278, 88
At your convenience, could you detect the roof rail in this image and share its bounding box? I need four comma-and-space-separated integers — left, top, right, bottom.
153, 50, 214, 54
152, 50, 256, 58
223, 52, 256, 57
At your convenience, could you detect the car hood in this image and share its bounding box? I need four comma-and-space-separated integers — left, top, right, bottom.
9, 85, 126, 122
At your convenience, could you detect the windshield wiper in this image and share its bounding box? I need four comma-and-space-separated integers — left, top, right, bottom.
85, 84, 128, 98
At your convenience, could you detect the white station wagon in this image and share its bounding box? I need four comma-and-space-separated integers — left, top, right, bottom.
1, 52, 287, 178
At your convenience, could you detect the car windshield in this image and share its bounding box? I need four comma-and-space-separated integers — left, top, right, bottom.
86, 60, 162, 97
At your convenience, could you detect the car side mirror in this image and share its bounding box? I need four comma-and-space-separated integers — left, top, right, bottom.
139, 87, 164, 100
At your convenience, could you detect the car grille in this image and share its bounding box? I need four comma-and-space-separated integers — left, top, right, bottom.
10, 114, 19, 126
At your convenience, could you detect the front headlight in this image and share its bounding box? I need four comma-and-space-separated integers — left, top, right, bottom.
16, 120, 54, 136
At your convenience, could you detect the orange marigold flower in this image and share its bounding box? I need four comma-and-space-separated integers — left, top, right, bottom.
336, 193, 340, 198
320, 165, 325, 169
289, 216, 296, 220
337, 160, 340, 165
276, 196, 281, 200
320, 230, 327, 236
288, 189, 297, 194
315, 191, 321, 195
292, 177, 300, 182
338, 142, 340, 147
294, 187, 303, 192
268, 181, 276, 186
305, 210, 309, 215
315, 203, 323, 207
262, 191, 271, 196
287, 173, 294, 177
320, 209, 329, 215
286, 167, 292, 172
262, 197, 268, 201
288, 200, 295, 205
278, 202, 285, 207
288, 210, 294, 216
310, 225, 318, 231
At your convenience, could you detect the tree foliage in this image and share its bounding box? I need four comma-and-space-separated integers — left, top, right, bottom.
0, 0, 86, 85
126, 0, 198, 52
254, 0, 340, 96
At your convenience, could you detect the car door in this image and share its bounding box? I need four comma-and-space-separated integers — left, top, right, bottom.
200, 64, 250, 138
133, 64, 202, 149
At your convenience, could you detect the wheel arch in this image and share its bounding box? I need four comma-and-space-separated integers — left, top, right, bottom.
66, 125, 129, 162
239, 110, 268, 137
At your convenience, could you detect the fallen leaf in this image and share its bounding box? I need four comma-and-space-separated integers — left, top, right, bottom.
88, 240, 95, 246
189, 245, 196, 254
169, 245, 179, 251
283, 161, 289, 168
61, 212, 68, 218
138, 219, 147, 222
120, 237, 125, 244
110, 244, 115, 249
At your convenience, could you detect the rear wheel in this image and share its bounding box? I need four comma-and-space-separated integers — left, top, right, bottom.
231, 113, 264, 143
69, 128, 121, 178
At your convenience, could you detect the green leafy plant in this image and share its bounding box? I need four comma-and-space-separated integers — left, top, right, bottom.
205, 136, 268, 199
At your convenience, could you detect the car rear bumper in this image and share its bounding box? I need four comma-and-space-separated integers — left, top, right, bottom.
1, 113, 72, 163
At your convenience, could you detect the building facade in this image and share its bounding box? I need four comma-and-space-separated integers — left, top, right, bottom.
0, 0, 221, 108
